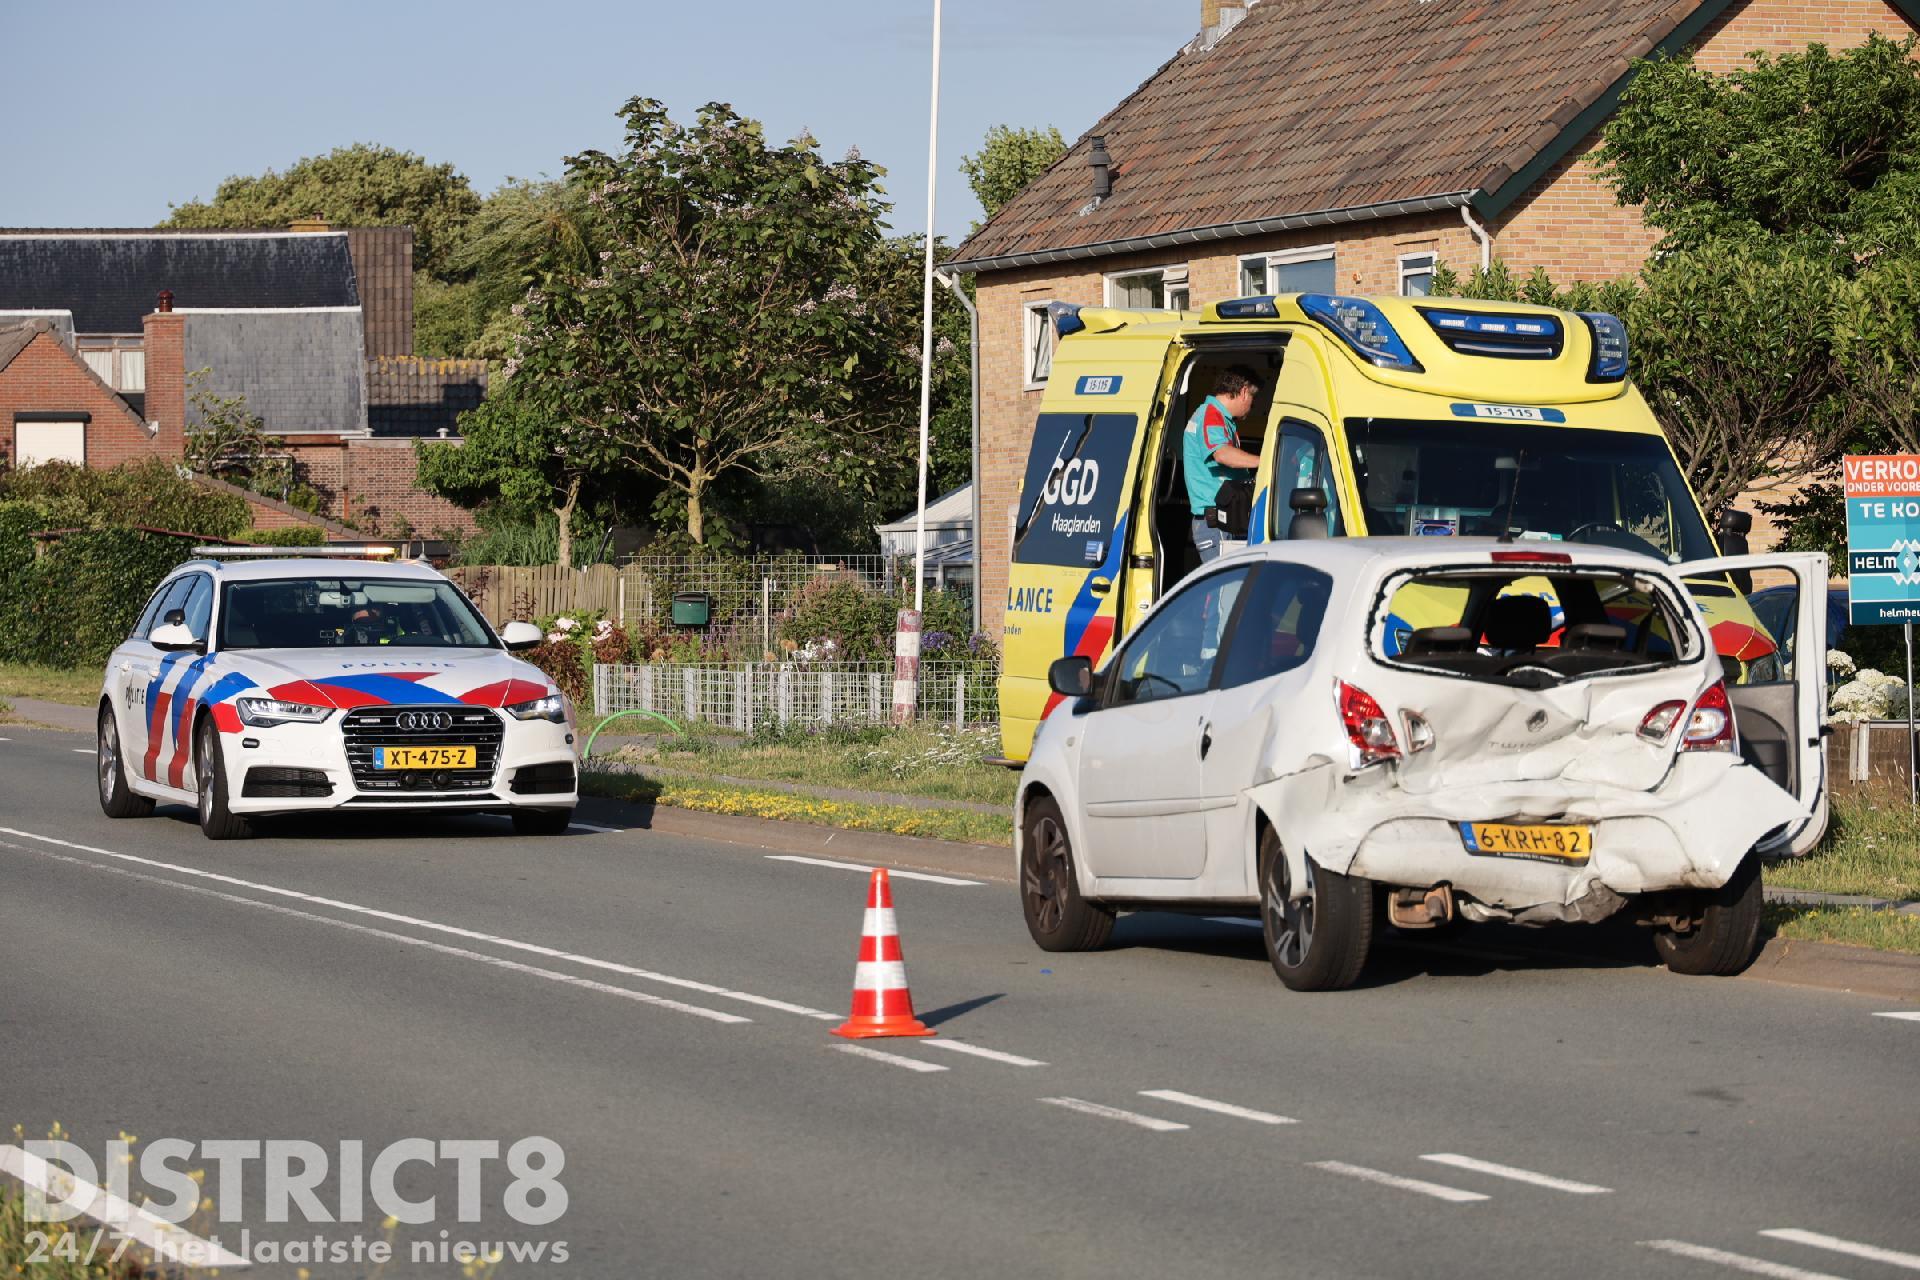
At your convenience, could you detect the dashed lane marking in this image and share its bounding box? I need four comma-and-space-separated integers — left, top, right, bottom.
1640, 1240, 1849, 1279
0, 839, 748, 1024
0, 826, 835, 1020
568, 822, 623, 834
1310, 1162, 1488, 1203
0, 1144, 249, 1268
1420, 1153, 1611, 1194
70, 748, 92, 754
921, 1039, 1046, 1067
1139, 1089, 1296, 1125
1760, 1229, 1920, 1271
1040, 1097, 1189, 1132
1873, 1011, 1920, 1022
764, 854, 984, 886
834, 1044, 949, 1073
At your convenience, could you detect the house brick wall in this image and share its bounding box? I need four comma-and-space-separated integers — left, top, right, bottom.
281, 436, 479, 538
141, 311, 186, 453
0, 327, 163, 468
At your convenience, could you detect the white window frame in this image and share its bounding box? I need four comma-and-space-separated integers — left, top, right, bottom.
1398, 251, 1437, 297
75, 335, 146, 392
15, 419, 87, 467
1104, 264, 1189, 312
1237, 244, 1337, 296
1023, 300, 1056, 390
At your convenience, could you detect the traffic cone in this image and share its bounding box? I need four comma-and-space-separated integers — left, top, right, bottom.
832, 868, 935, 1039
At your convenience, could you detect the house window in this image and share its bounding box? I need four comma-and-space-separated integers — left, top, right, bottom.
1238, 246, 1337, 297
15, 419, 86, 467
76, 338, 146, 392
1024, 301, 1055, 387
1399, 252, 1437, 297
1106, 265, 1189, 310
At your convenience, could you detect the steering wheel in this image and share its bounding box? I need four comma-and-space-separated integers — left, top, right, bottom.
1564, 521, 1665, 559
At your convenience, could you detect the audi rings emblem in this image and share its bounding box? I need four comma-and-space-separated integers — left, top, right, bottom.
397, 711, 453, 731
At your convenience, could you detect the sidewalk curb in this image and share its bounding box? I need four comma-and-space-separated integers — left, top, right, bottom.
1740, 935, 1920, 1003
1, 698, 94, 733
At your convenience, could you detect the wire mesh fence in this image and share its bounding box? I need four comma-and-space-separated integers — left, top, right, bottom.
611, 554, 903, 634
593, 660, 999, 732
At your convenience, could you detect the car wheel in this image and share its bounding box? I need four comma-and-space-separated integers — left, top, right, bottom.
97, 704, 153, 819
511, 807, 574, 836
1259, 825, 1372, 991
1020, 794, 1114, 952
195, 717, 251, 841
1655, 854, 1762, 976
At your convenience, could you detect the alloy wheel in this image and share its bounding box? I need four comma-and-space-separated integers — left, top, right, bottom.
98, 715, 118, 805
197, 723, 214, 825
1265, 854, 1316, 969
1024, 814, 1071, 934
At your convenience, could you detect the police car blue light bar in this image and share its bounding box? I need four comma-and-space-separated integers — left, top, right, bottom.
1049, 300, 1086, 338
1299, 294, 1422, 373
1579, 311, 1629, 381
1215, 295, 1280, 319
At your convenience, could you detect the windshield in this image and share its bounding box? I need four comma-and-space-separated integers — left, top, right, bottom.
218, 578, 498, 650
1344, 420, 1716, 563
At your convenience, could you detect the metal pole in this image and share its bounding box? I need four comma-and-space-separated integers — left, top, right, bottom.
912, 0, 942, 616
762, 576, 771, 658
936, 268, 981, 638
1907, 620, 1915, 807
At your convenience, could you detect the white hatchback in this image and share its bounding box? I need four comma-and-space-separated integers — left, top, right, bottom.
1016, 538, 1827, 990
96, 549, 579, 840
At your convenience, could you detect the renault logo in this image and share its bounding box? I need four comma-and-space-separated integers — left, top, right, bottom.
397, 711, 452, 731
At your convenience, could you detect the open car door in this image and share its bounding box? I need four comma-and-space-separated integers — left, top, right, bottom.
1676, 552, 1830, 855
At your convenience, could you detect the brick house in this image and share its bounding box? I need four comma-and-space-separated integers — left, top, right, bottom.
0, 225, 486, 537
949, 0, 1920, 635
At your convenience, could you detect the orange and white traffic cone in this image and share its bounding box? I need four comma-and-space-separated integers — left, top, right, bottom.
832, 868, 935, 1039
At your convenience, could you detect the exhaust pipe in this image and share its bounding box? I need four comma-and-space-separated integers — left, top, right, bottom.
1387, 883, 1455, 929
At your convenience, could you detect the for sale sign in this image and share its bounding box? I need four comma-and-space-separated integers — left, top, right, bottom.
1843, 455, 1920, 624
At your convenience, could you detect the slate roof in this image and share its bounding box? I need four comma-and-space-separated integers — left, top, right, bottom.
182, 311, 368, 435
0, 232, 360, 332
951, 0, 1778, 269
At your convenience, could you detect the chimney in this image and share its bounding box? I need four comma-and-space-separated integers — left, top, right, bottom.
289, 215, 333, 233
1199, 2, 1246, 49
156, 289, 173, 313
1202, 0, 1222, 26
1088, 136, 1113, 200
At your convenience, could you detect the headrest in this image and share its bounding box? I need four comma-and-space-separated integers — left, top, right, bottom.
1483, 595, 1553, 651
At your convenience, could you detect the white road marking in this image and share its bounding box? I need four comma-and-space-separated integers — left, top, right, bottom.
0, 826, 833, 1019
3, 840, 750, 1024
1139, 1089, 1296, 1125
568, 822, 623, 834
764, 854, 983, 886
922, 1039, 1046, 1067
1203, 916, 1262, 929
834, 1044, 949, 1073
1640, 1240, 1849, 1279
1310, 1162, 1488, 1203
71, 748, 93, 754
0, 1144, 250, 1268
1760, 1228, 1920, 1271
1873, 1011, 1920, 1022
1039, 1097, 1189, 1132
1420, 1153, 1611, 1194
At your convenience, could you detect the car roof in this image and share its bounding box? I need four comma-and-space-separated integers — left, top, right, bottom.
1216, 535, 1675, 576
168, 556, 449, 583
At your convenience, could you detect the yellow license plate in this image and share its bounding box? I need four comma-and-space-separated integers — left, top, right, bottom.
1459, 821, 1593, 862
375, 746, 477, 770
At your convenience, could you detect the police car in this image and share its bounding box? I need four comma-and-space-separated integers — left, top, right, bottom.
96, 548, 579, 840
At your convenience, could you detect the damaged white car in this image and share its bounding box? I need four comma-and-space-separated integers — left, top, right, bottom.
1016, 539, 1828, 991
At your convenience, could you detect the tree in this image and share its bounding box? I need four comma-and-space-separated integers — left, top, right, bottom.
182, 370, 296, 499
961, 124, 1066, 224
163, 144, 482, 277
1835, 253, 1920, 454
508, 98, 920, 545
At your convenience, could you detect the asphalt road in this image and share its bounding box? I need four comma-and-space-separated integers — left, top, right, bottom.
2, 723, 1917, 1280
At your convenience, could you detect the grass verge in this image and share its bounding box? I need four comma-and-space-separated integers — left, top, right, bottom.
600, 722, 1017, 808
0, 663, 100, 709
1763, 903, 1920, 955
1769, 791, 1920, 901
580, 770, 1013, 847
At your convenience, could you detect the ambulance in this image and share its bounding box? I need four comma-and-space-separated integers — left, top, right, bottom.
998, 293, 1821, 842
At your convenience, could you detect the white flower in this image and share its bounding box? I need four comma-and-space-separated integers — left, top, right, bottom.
545, 630, 566, 644
555, 616, 580, 633
1826, 648, 1857, 677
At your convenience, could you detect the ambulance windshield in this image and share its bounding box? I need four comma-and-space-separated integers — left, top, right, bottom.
1344, 419, 1716, 563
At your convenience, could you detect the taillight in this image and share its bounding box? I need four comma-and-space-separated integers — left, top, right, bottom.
1680, 680, 1736, 752
1337, 680, 1401, 767
1638, 700, 1686, 744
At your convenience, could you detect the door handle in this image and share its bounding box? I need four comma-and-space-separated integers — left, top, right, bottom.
1089, 576, 1112, 596
1128, 554, 1155, 570
1199, 722, 1213, 760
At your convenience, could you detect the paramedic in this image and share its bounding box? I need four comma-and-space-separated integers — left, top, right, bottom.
1184, 365, 1262, 562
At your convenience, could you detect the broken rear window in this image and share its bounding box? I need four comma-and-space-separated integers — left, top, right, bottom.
1371, 566, 1703, 689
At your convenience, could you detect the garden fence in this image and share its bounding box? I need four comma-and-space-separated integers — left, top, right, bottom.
593, 659, 998, 732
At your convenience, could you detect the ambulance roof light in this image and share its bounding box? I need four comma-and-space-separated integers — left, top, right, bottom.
1049, 301, 1086, 338
1579, 311, 1629, 382
1299, 294, 1423, 373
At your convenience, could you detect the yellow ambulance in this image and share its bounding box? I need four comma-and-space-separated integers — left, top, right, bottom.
998, 292, 1779, 762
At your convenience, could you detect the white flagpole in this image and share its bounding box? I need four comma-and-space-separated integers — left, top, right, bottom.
913, 0, 942, 615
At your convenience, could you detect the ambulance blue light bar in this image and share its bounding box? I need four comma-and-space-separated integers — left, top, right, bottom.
1299, 294, 1422, 373
1579, 311, 1629, 381
1049, 301, 1086, 338
1215, 295, 1280, 319
1421, 309, 1560, 340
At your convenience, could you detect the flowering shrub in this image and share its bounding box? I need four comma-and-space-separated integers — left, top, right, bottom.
526, 610, 628, 710
1827, 650, 1911, 722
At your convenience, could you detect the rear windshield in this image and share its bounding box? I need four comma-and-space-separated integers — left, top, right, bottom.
219, 578, 497, 650
1373, 566, 1701, 689
1013, 412, 1140, 568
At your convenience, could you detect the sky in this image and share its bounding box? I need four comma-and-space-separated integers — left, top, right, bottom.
6, 0, 1198, 241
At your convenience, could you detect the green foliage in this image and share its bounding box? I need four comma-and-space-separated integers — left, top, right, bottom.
411, 273, 486, 359
162, 143, 482, 277
1833, 252, 1920, 453
777, 572, 988, 664
183, 369, 295, 498
0, 515, 202, 668
0, 458, 250, 538
247, 526, 326, 546
451, 515, 560, 567
961, 124, 1066, 223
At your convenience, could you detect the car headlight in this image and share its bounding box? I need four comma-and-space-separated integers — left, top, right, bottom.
505, 693, 567, 723
235, 697, 334, 727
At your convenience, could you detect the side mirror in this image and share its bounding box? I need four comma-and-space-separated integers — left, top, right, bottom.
500, 620, 543, 651
1289, 487, 1329, 540
1716, 509, 1752, 589
1048, 655, 1094, 698
151, 621, 200, 652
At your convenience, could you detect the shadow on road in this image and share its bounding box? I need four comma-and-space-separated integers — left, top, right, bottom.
917, 993, 1005, 1027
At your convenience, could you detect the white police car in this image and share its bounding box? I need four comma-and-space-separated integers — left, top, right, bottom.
96, 549, 579, 839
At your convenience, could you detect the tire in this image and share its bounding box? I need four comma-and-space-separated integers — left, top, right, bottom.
97, 704, 153, 819
1655, 854, 1762, 976
511, 807, 574, 836
1019, 794, 1114, 952
194, 717, 252, 841
1259, 825, 1372, 991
